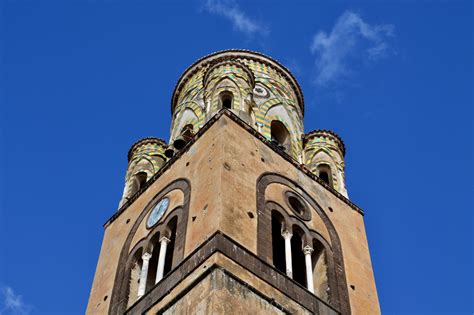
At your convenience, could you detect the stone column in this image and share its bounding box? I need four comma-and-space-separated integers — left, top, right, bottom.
155, 237, 171, 284
281, 230, 293, 278
137, 252, 152, 298
303, 245, 315, 293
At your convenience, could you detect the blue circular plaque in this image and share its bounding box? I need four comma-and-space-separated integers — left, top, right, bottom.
147, 197, 169, 228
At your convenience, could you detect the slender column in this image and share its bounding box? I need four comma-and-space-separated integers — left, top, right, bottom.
303, 245, 315, 293
256, 122, 263, 133
137, 252, 152, 298
155, 237, 171, 284
281, 230, 293, 278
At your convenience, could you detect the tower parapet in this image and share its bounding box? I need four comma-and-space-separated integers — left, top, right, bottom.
118, 138, 168, 208
303, 130, 348, 197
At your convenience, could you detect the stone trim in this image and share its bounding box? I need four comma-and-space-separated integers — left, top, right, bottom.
284, 190, 312, 221
125, 232, 339, 315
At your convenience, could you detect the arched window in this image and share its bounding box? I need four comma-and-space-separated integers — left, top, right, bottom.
145, 233, 161, 292
163, 217, 178, 276
219, 91, 233, 109
291, 226, 307, 287
317, 164, 332, 187
271, 211, 286, 273
312, 239, 329, 302
174, 124, 195, 150
127, 248, 143, 307
270, 120, 290, 152
129, 172, 148, 197
181, 124, 194, 135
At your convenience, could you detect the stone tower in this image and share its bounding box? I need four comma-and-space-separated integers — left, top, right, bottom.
87, 50, 380, 314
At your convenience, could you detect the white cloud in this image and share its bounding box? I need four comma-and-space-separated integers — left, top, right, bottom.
310, 11, 394, 86
0, 287, 31, 315
203, 0, 268, 36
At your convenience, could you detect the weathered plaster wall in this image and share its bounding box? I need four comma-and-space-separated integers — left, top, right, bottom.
162, 268, 287, 315
87, 113, 379, 315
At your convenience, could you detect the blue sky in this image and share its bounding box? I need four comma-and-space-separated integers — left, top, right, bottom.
1, 0, 472, 314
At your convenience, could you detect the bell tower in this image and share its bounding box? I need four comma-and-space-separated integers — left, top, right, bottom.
87, 50, 380, 314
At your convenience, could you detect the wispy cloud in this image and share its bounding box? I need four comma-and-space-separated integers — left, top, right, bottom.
310, 11, 394, 86
203, 0, 268, 36
0, 287, 31, 315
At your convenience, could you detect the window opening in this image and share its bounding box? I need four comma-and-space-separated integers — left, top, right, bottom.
312, 239, 329, 302
145, 233, 161, 292
220, 92, 233, 109
271, 211, 286, 273
163, 217, 177, 276
291, 227, 306, 287
270, 120, 290, 151
135, 172, 147, 190
288, 196, 305, 216
127, 248, 143, 307
317, 164, 332, 187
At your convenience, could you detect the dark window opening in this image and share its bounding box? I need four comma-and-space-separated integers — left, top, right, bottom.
271, 211, 286, 273
220, 92, 233, 109
145, 233, 161, 291
181, 124, 194, 140
128, 172, 148, 198
163, 217, 177, 276
317, 164, 332, 187
288, 196, 305, 216
270, 120, 290, 151
319, 171, 329, 184
291, 227, 307, 287
135, 172, 147, 190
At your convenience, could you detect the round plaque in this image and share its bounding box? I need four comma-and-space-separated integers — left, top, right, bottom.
147, 197, 169, 228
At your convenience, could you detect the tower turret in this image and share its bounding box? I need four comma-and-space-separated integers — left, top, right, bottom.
303, 130, 348, 197
118, 138, 168, 208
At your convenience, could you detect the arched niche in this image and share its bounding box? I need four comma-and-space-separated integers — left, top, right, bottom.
109, 179, 191, 315
256, 173, 350, 314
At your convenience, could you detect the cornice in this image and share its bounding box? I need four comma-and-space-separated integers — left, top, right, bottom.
106, 110, 362, 228
171, 49, 305, 116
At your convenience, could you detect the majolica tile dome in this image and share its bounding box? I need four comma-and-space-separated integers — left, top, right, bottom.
170, 49, 305, 160
119, 49, 348, 209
